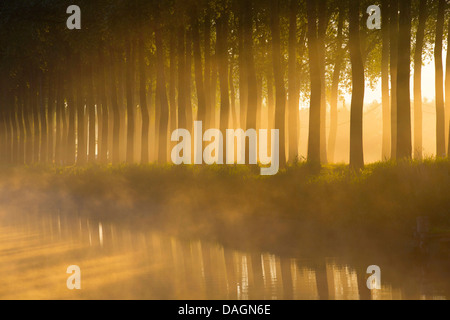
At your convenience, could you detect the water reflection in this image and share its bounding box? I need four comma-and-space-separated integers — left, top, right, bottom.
0, 211, 447, 300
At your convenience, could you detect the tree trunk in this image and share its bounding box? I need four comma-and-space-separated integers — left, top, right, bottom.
98, 46, 109, 163
414, 0, 427, 160
306, 0, 321, 164
243, 0, 258, 160
178, 26, 187, 131
238, 5, 248, 129
318, 0, 328, 164
396, 0, 412, 160
66, 64, 76, 164
156, 20, 170, 164
125, 39, 135, 163
204, 8, 212, 130
169, 27, 177, 136
390, 0, 399, 160
76, 55, 86, 165
349, 0, 365, 170
445, 11, 450, 155
139, 35, 150, 164
270, 0, 287, 168
190, 4, 207, 126
381, 0, 391, 160
288, 0, 299, 163
55, 71, 64, 165
435, 0, 446, 157
86, 62, 96, 162
217, 12, 230, 158
328, 3, 344, 164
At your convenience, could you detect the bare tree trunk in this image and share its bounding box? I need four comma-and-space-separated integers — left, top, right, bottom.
125, 39, 135, 163
390, 0, 399, 160
306, 0, 321, 164
98, 46, 109, 163
55, 71, 64, 165
156, 20, 170, 164
396, 0, 412, 160
288, 0, 299, 163
445, 12, 450, 155
243, 0, 258, 157
177, 25, 187, 131
108, 49, 120, 164
381, 0, 391, 160
190, 4, 207, 126
169, 27, 177, 136
414, 0, 427, 160
328, 3, 344, 164
31, 71, 40, 163
66, 64, 76, 164
270, 0, 287, 168
139, 35, 150, 164
435, 0, 446, 157
204, 7, 212, 130
76, 55, 86, 165
85, 62, 96, 163
217, 12, 230, 156
238, 4, 248, 129
318, 0, 328, 164
349, 0, 365, 170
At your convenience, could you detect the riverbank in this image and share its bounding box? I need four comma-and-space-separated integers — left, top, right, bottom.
0, 159, 449, 258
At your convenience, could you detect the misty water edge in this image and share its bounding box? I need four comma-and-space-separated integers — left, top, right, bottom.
0, 208, 448, 300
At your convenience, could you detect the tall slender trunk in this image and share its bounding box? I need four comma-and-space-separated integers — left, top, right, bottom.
328, 4, 344, 164
390, 0, 399, 160
445, 13, 450, 155
24, 79, 33, 164
190, 4, 207, 126
125, 39, 135, 163
86, 63, 96, 162
396, 0, 412, 159
270, 0, 287, 168
109, 49, 120, 164
40, 72, 49, 163
306, 0, 321, 164
288, 0, 299, 163
31, 72, 40, 163
47, 69, 55, 163
177, 25, 187, 130
381, 0, 391, 160
217, 12, 230, 157
185, 28, 193, 128
98, 46, 109, 163
204, 8, 212, 129
243, 0, 258, 151
55, 71, 64, 165
414, 0, 427, 160
349, 0, 365, 170
76, 55, 86, 165
17, 86, 26, 164
318, 0, 328, 164
435, 0, 446, 157
169, 27, 177, 136
156, 21, 170, 164
139, 35, 150, 164
238, 6, 248, 129
229, 62, 237, 128
210, 54, 218, 129
11, 91, 18, 164
66, 63, 76, 164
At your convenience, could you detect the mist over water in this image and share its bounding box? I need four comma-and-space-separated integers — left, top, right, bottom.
0, 207, 448, 300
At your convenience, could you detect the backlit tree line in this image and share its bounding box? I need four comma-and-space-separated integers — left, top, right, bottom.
0, 0, 449, 170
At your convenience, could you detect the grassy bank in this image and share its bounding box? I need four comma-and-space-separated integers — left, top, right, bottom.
0, 159, 449, 257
